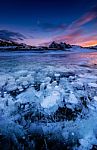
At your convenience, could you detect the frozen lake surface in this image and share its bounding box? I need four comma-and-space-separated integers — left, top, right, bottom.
0, 50, 97, 72
1, 50, 97, 149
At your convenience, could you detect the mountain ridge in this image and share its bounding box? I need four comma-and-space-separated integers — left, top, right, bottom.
0, 39, 95, 51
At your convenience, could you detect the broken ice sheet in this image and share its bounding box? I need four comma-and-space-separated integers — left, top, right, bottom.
0, 54, 97, 149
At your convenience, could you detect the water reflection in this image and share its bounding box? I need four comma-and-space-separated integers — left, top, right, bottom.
76, 52, 97, 65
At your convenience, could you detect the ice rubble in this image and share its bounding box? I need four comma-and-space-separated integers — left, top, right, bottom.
41, 90, 60, 109
0, 66, 97, 149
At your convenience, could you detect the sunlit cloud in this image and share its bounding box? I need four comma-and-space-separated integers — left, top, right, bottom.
54, 29, 84, 43
69, 12, 97, 30
68, 5, 97, 30
76, 35, 97, 47
2, 5, 97, 47
51, 5, 97, 47
79, 40, 97, 47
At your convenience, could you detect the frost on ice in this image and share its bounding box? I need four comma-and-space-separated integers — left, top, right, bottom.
0, 65, 97, 149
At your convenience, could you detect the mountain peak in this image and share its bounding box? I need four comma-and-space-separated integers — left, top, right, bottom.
49, 41, 72, 49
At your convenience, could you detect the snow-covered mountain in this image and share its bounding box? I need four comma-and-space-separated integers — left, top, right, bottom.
0, 39, 97, 52
0, 40, 34, 50
0, 39, 21, 46
49, 41, 72, 49
0, 40, 72, 50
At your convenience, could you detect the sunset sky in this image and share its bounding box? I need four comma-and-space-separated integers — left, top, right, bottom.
0, 0, 97, 47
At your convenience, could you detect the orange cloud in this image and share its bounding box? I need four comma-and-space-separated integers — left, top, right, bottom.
21, 5, 97, 47
54, 29, 84, 44
53, 30, 97, 47
75, 34, 97, 47
79, 40, 97, 47
53, 7, 97, 47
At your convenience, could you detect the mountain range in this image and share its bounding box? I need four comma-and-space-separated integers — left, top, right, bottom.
0, 39, 96, 51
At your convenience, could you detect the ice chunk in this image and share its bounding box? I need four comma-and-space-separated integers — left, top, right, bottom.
40, 83, 46, 91
54, 85, 60, 91
46, 84, 52, 91
94, 96, 97, 101
17, 86, 24, 92
51, 81, 57, 87
14, 70, 28, 77
79, 135, 97, 150
44, 77, 51, 84
41, 91, 60, 109
72, 81, 83, 90
16, 87, 38, 103
22, 81, 29, 88
68, 92, 78, 104
88, 83, 97, 88
26, 74, 34, 84
6, 83, 17, 92
55, 73, 60, 77
0, 75, 8, 88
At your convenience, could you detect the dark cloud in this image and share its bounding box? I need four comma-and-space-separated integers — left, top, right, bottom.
32, 22, 67, 33
0, 30, 26, 41
39, 23, 67, 31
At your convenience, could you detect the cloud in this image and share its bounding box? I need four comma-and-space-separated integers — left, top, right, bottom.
39, 23, 67, 31
75, 34, 97, 47
32, 22, 67, 33
68, 5, 97, 29
52, 5, 97, 47
81, 40, 97, 47
54, 29, 84, 43
0, 30, 26, 41
52, 25, 97, 47
70, 12, 97, 29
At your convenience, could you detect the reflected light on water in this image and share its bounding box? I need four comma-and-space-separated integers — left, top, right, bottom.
78, 52, 97, 65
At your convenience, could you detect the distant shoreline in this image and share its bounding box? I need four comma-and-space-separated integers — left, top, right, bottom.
0, 48, 71, 52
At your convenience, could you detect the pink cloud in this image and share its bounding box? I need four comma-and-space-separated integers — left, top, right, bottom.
21, 5, 97, 47
68, 5, 97, 30
69, 12, 97, 29
52, 6, 97, 47
54, 29, 84, 43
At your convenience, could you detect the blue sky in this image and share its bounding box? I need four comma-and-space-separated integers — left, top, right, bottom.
0, 0, 97, 46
